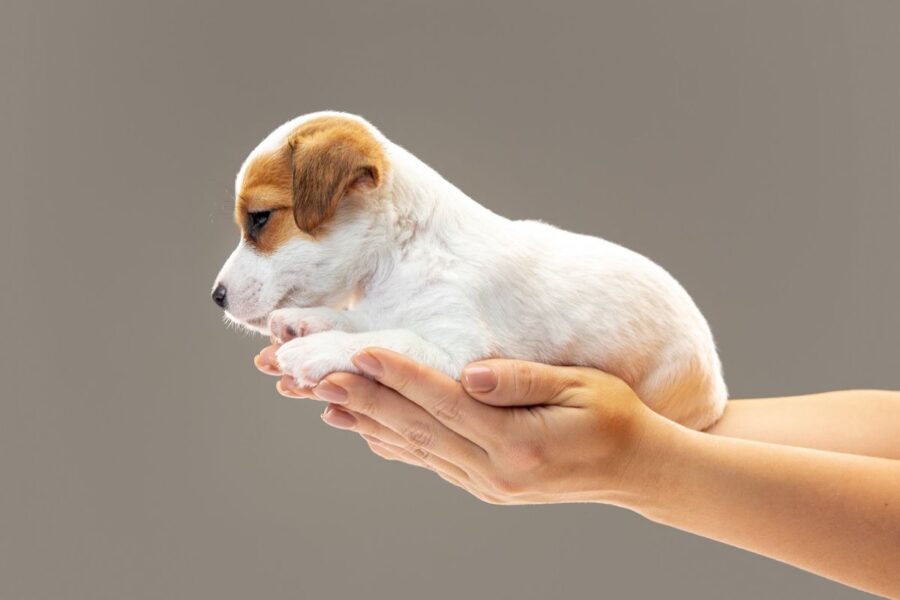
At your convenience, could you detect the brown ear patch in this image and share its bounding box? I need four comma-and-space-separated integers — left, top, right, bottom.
287, 116, 386, 233
235, 115, 386, 253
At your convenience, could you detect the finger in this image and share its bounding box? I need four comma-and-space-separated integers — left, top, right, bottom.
351, 417, 478, 482
316, 372, 487, 468
254, 344, 282, 375
276, 375, 316, 399
430, 465, 496, 502
351, 348, 500, 438
363, 434, 469, 486
365, 437, 426, 467
460, 359, 585, 407
346, 412, 416, 449
319, 405, 413, 449
365, 438, 502, 503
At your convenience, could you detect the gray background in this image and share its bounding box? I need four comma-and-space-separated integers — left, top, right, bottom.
2, 1, 898, 599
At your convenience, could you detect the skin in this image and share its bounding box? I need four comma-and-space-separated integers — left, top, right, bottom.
255, 344, 900, 597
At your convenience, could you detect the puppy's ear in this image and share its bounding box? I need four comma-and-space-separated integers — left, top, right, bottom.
288, 121, 383, 234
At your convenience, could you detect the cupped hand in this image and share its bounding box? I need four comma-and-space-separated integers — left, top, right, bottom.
254, 344, 676, 505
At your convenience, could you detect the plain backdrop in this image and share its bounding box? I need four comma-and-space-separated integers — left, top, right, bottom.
3, 1, 898, 599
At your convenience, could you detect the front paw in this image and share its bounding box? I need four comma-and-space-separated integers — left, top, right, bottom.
268, 307, 339, 342
275, 332, 359, 388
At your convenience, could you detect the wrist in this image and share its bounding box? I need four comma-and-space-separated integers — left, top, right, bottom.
589, 410, 699, 514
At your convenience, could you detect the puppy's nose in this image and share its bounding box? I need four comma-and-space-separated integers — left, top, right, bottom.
211, 284, 228, 308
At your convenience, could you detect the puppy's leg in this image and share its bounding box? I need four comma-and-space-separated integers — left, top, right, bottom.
275, 329, 467, 388
267, 307, 364, 342
637, 358, 728, 430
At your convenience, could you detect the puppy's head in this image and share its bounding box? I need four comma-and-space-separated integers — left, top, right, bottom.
212, 113, 389, 333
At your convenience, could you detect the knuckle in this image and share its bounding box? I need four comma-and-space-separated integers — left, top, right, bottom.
406, 444, 431, 461
432, 390, 463, 423
353, 392, 379, 417
558, 368, 586, 391
513, 363, 536, 400
402, 421, 435, 451
390, 361, 420, 394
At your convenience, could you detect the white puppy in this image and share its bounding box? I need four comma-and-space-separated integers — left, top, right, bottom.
213, 112, 727, 429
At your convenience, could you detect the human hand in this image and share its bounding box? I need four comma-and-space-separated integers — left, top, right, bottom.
254, 346, 900, 596
255, 344, 677, 505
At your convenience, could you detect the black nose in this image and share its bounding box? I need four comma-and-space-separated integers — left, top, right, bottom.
211, 284, 227, 308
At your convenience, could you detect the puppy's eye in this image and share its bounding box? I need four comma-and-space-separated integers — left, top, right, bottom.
247, 211, 271, 237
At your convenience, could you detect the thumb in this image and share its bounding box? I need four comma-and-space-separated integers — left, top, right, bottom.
460, 359, 578, 407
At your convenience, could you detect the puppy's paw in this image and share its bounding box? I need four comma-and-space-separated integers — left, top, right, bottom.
275, 331, 360, 388
268, 308, 340, 342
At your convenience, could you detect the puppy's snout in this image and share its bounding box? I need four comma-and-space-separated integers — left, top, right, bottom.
211, 283, 228, 308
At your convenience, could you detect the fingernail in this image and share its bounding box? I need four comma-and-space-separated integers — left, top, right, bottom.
254, 355, 277, 374
277, 376, 305, 397
352, 350, 383, 377
255, 348, 278, 367
321, 405, 357, 429
462, 365, 497, 393
313, 380, 348, 404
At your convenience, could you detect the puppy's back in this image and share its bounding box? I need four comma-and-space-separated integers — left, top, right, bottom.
493, 219, 727, 428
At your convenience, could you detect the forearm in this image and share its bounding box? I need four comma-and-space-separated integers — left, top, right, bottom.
622, 417, 900, 597
293, 350, 900, 592
706, 390, 900, 459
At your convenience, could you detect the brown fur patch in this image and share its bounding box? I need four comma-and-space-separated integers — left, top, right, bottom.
234, 115, 386, 253
288, 117, 385, 233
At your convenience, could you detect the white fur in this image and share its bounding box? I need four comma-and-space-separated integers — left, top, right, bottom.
214, 112, 727, 429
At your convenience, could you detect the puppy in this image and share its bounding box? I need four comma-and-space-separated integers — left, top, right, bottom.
213, 112, 727, 429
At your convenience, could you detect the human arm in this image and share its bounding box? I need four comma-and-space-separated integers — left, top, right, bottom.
256, 345, 900, 461
706, 390, 900, 458
641, 412, 900, 596
256, 346, 900, 596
